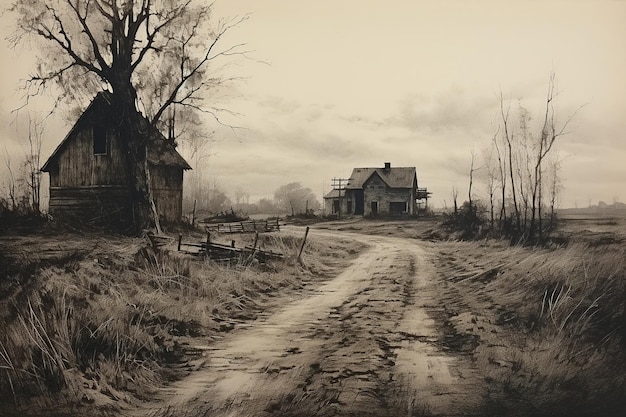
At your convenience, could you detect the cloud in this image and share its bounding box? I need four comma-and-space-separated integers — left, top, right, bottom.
201, 89, 492, 205
388, 89, 498, 144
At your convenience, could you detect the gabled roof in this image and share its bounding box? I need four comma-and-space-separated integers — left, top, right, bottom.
323, 189, 341, 199
146, 133, 191, 169
347, 166, 417, 189
41, 93, 109, 172
41, 91, 191, 171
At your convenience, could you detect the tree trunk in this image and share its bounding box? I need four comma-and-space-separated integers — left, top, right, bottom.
506, 135, 521, 233
110, 81, 155, 233
538, 167, 543, 240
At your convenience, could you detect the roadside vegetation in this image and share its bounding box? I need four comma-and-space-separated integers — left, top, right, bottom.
0, 225, 366, 415
442, 74, 582, 245
435, 239, 625, 416
315, 214, 626, 416
431, 211, 626, 416
430, 76, 624, 414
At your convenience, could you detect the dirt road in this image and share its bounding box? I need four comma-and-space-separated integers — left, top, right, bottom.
137, 228, 486, 417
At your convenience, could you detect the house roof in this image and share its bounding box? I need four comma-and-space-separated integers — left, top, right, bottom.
41, 91, 191, 171
346, 166, 417, 189
323, 189, 341, 199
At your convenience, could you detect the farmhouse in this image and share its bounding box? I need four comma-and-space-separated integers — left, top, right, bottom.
41, 92, 191, 228
324, 162, 429, 217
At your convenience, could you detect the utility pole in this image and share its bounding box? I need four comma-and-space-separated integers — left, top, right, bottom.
331, 177, 351, 219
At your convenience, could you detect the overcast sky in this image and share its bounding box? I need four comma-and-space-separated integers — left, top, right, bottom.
1, 0, 625, 208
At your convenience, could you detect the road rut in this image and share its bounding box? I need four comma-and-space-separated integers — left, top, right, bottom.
138, 229, 485, 417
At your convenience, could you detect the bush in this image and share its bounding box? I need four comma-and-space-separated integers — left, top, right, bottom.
441, 201, 486, 239
0, 199, 47, 234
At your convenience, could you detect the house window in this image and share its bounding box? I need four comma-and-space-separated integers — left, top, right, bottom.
93, 126, 108, 155
390, 201, 407, 213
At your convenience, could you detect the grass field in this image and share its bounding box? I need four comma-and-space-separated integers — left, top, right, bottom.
0, 213, 624, 416
312, 213, 626, 416
0, 227, 367, 415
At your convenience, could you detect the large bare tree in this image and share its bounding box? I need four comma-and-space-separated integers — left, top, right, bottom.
9, 0, 247, 232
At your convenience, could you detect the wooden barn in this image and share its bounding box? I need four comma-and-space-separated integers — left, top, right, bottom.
41, 92, 191, 228
324, 162, 429, 217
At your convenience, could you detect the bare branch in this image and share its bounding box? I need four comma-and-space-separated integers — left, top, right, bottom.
65, 0, 110, 72
35, 6, 105, 78
130, 0, 195, 72
149, 14, 248, 127
93, 0, 115, 21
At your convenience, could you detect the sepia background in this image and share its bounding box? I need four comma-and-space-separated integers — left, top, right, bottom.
1, 0, 624, 209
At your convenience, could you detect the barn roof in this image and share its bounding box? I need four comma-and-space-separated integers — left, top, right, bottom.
146, 131, 191, 169
346, 166, 417, 189
41, 91, 191, 171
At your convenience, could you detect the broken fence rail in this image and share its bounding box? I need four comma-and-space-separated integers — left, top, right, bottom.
202, 218, 280, 234
177, 232, 284, 263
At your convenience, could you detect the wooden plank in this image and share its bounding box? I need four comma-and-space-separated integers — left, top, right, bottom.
203, 219, 281, 234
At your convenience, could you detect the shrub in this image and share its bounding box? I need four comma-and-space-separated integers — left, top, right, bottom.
441, 201, 486, 240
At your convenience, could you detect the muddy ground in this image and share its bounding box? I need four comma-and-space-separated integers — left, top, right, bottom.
133, 227, 487, 417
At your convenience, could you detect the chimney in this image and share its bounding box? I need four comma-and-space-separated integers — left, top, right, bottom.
384, 162, 391, 170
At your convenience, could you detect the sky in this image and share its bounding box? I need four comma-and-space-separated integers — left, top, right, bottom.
1, 0, 625, 209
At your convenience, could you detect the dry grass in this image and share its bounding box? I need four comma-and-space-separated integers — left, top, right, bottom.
0, 230, 366, 414
433, 237, 626, 416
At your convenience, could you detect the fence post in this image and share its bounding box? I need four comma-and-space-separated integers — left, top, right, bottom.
178, 233, 182, 251
244, 232, 260, 265
297, 227, 310, 262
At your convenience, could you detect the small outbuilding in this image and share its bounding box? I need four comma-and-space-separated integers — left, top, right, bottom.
324, 162, 429, 217
41, 92, 191, 228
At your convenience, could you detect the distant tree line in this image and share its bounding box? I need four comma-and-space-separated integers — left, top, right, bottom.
1, 114, 44, 218
182, 180, 320, 218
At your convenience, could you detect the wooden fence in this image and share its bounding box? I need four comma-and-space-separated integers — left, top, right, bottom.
177, 232, 283, 264
203, 218, 280, 234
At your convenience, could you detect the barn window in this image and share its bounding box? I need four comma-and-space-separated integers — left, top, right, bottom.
93, 126, 108, 155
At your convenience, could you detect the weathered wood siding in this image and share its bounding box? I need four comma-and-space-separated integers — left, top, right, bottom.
48, 186, 131, 228
48, 125, 128, 188
42, 93, 190, 227
151, 165, 183, 222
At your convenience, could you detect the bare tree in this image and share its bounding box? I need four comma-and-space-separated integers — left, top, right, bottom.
511, 103, 529, 231
546, 155, 562, 231
529, 74, 582, 240
451, 186, 458, 214
481, 143, 498, 231
500, 92, 521, 233
468, 147, 477, 209
23, 114, 44, 213
3, 150, 18, 211
480, 74, 581, 242
491, 126, 506, 227
9, 0, 248, 232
